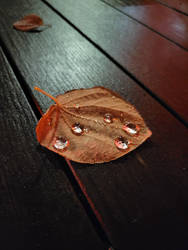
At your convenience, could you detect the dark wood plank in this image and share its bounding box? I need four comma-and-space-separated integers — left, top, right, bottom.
0, 0, 188, 249
157, 0, 188, 15
0, 48, 106, 250
44, 0, 188, 124
102, 0, 188, 50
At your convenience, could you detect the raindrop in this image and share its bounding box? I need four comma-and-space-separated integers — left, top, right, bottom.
104, 113, 113, 124
53, 137, 69, 150
84, 127, 89, 133
72, 123, 84, 135
114, 136, 129, 150
123, 123, 139, 135
47, 118, 52, 126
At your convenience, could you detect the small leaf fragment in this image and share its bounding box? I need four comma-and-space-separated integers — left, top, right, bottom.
35, 86, 152, 164
13, 14, 45, 31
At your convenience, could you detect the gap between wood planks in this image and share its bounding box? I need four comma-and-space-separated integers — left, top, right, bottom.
42, 0, 187, 128
155, 0, 188, 16
100, 0, 188, 51
0, 37, 112, 249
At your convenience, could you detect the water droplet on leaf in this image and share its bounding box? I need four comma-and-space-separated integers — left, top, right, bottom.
35, 86, 152, 163
114, 136, 129, 150
123, 123, 139, 135
72, 123, 84, 135
47, 118, 52, 126
104, 113, 113, 124
53, 137, 69, 150
84, 128, 89, 133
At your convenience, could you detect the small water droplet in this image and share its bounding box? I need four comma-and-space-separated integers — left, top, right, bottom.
114, 136, 129, 150
104, 113, 113, 123
123, 123, 139, 135
47, 118, 52, 126
53, 137, 69, 150
84, 127, 89, 133
75, 104, 79, 109
112, 96, 115, 99
72, 123, 84, 135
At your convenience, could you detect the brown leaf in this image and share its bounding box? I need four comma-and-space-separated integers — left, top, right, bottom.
13, 14, 44, 31
35, 86, 152, 164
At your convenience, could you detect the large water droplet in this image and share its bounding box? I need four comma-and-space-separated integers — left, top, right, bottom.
123, 123, 139, 135
114, 136, 129, 150
104, 113, 113, 124
53, 137, 69, 150
72, 123, 84, 135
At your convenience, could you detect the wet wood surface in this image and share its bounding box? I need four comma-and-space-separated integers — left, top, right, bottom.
102, 0, 188, 50
44, 0, 188, 124
157, 0, 188, 15
0, 0, 187, 249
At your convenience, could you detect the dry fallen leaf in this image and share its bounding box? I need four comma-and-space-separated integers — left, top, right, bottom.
35, 86, 152, 164
13, 14, 45, 31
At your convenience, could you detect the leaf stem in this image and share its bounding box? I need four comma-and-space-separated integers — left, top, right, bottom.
34, 86, 62, 107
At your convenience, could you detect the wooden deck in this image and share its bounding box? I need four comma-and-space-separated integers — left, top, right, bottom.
0, 0, 187, 249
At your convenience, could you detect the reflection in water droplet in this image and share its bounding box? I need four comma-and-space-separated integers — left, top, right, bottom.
123, 123, 139, 135
104, 113, 113, 124
72, 123, 84, 135
114, 136, 129, 150
53, 137, 69, 150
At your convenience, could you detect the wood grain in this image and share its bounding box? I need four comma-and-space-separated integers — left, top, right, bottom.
0, 0, 188, 249
157, 0, 188, 15
0, 48, 105, 250
102, 0, 188, 50
44, 0, 188, 124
